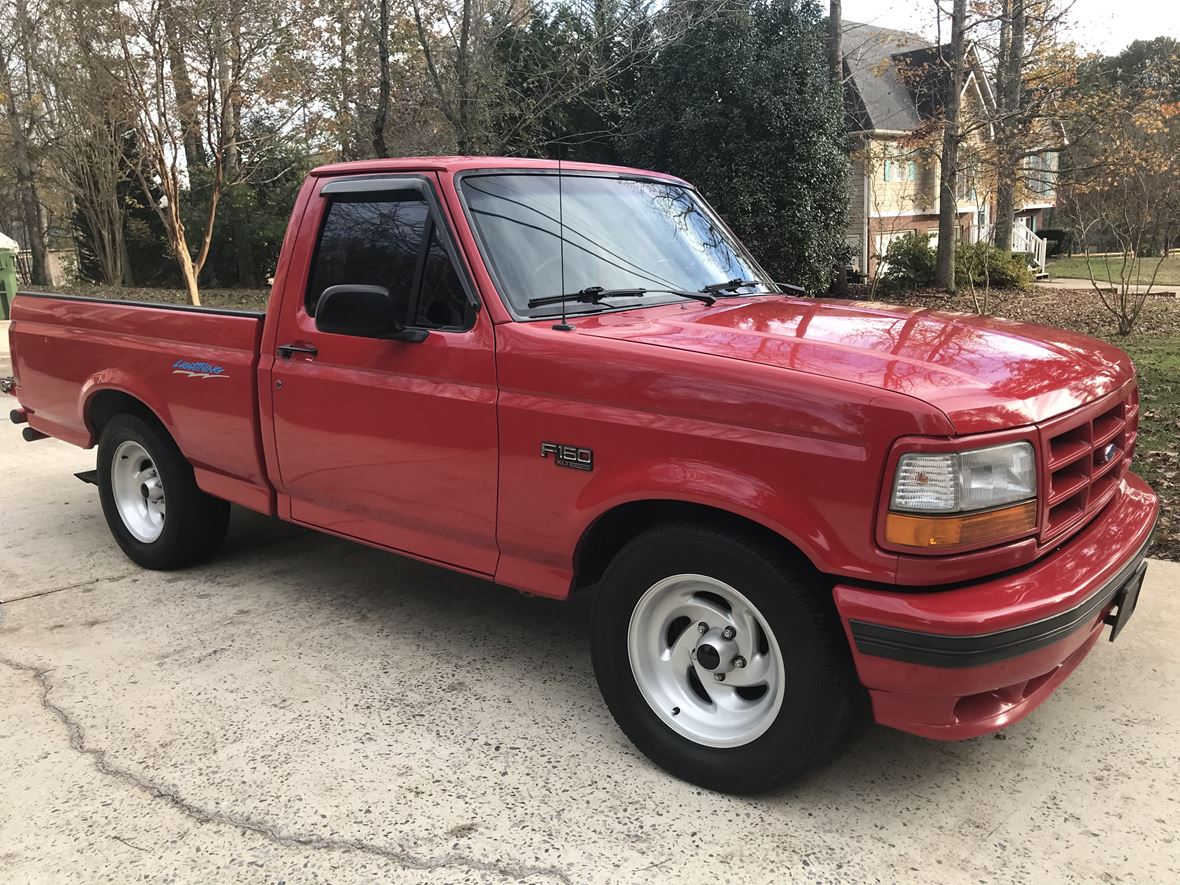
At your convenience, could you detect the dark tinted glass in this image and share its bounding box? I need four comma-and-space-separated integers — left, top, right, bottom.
460, 174, 771, 316
306, 197, 428, 319
416, 226, 468, 328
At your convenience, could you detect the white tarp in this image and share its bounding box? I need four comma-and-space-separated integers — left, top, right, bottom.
0, 231, 19, 252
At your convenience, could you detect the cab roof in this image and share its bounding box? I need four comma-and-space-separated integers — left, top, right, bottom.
309, 155, 688, 184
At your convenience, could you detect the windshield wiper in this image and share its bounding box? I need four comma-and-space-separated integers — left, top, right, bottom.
704, 278, 810, 298
702, 278, 762, 294
527, 286, 716, 309
775, 281, 807, 296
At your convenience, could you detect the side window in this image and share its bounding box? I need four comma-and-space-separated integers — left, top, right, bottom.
306, 197, 427, 318
416, 225, 467, 329
306, 191, 471, 331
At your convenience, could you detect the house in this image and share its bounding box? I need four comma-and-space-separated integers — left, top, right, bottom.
841, 22, 1058, 279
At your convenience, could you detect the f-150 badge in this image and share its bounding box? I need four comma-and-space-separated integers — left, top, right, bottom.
172, 358, 229, 379
540, 441, 593, 471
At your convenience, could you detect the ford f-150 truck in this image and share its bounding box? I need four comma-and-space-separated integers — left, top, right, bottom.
4, 157, 1159, 793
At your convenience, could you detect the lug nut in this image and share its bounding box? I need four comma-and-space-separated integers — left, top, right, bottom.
697, 622, 708, 634
721, 626, 736, 640
713, 673, 726, 682
690, 648, 697, 659
733, 656, 746, 669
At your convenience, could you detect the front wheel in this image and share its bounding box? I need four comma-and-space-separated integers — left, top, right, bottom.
591, 522, 860, 794
97, 413, 229, 569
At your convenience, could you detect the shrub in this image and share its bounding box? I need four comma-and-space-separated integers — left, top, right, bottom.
878, 232, 936, 291
621, 0, 849, 291
955, 241, 1034, 290
877, 233, 1034, 292
1039, 228, 1070, 257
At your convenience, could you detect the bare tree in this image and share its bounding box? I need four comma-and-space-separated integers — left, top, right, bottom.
109, 0, 288, 304
0, 0, 50, 284
1060, 81, 1177, 334
44, 15, 132, 286
934, 0, 967, 291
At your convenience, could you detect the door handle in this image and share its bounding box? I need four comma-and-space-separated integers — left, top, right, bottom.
277, 343, 318, 359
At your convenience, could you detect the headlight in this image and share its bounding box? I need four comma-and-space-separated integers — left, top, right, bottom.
885, 441, 1037, 549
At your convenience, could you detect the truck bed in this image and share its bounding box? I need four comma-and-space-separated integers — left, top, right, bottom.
8, 292, 273, 513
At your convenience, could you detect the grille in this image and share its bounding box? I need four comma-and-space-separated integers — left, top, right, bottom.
1040, 385, 1139, 543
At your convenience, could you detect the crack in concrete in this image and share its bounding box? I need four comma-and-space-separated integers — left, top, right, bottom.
0, 656, 572, 884
0, 573, 135, 606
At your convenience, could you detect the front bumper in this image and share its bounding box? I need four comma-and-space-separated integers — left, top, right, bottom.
834, 473, 1159, 739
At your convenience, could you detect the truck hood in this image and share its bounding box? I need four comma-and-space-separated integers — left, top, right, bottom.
577, 296, 1134, 434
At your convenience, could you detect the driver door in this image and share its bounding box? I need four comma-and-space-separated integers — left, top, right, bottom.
268, 174, 499, 574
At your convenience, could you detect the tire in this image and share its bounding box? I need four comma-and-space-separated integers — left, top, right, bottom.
97, 413, 230, 569
591, 521, 860, 794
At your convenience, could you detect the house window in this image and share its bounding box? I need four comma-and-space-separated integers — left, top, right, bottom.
1024, 152, 1058, 198
882, 151, 916, 183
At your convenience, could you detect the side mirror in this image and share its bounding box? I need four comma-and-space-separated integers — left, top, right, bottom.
314, 285, 428, 343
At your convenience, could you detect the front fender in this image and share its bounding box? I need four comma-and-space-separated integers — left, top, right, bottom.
574, 457, 822, 565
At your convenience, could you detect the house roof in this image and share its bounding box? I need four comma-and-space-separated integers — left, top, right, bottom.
842, 22, 933, 132
842, 21, 990, 134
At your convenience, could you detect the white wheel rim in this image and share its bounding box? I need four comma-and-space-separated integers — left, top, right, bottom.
111, 440, 166, 543
627, 574, 786, 748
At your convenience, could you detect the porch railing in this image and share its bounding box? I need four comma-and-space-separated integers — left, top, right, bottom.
1011, 224, 1048, 278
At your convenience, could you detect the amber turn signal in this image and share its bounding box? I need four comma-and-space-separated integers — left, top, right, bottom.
884, 501, 1037, 549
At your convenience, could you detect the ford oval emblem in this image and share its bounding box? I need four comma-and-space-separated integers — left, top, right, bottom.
1101, 442, 1118, 463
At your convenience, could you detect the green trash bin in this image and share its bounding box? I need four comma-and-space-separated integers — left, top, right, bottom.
0, 244, 17, 320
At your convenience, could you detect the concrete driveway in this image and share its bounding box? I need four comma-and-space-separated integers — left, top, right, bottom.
2, 356, 1178, 883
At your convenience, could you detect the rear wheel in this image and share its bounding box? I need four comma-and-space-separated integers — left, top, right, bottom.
591, 522, 860, 794
97, 413, 229, 569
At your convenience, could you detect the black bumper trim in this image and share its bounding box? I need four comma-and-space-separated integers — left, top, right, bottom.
849, 528, 1155, 669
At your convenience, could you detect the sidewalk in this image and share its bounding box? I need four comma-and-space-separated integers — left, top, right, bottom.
1036, 277, 1177, 295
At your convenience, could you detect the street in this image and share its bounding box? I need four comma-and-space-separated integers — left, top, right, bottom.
1, 348, 1178, 884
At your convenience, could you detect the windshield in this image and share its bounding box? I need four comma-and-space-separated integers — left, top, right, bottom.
459, 173, 773, 317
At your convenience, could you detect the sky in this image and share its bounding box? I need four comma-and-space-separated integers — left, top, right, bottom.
841, 0, 1180, 56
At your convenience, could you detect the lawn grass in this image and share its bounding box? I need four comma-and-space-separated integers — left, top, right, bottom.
1047, 254, 1180, 288
1116, 335, 1180, 562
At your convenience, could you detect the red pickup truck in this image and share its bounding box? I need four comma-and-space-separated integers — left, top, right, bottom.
4, 157, 1158, 793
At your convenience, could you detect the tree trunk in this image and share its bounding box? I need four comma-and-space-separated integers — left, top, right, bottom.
828, 0, 849, 296
338, 5, 352, 158
456, 0, 473, 153
161, 0, 205, 170
372, 0, 391, 158
934, 0, 967, 291
993, 0, 1024, 252
178, 249, 202, 306
110, 211, 126, 287
827, 0, 842, 86
120, 232, 135, 287
89, 192, 124, 286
